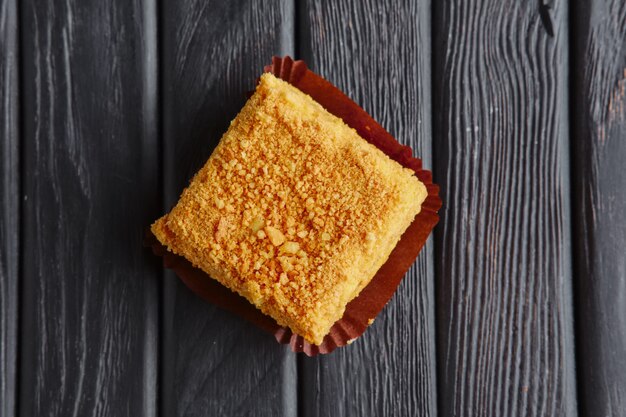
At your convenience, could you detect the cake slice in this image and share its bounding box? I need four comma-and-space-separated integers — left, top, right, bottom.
152, 73, 428, 345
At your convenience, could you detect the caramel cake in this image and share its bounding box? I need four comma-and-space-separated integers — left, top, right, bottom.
152, 73, 428, 345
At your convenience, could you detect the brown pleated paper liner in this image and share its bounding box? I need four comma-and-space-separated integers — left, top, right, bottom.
148, 56, 442, 356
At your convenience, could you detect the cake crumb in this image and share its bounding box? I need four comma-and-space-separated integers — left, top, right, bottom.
281, 241, 300, 254
265, 226, 286, 246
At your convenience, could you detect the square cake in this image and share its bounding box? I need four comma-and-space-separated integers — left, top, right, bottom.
152, 73, 428, 345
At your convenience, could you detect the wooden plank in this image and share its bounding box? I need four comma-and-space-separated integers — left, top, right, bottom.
432, 1, 577, 415
19, 0, 159, 415
0, 0, 19, 415
571, 2, 626, 416
299, 2, 437, 416
160, 1, 296, 416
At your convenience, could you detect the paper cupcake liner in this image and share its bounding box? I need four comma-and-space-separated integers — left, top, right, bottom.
148, 56, 441, 356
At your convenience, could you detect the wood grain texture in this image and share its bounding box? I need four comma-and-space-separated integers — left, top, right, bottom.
571, 1, 626, 416
432, 1, 577, 415
0, 0, 19, 415
160, 1, 297, 416
299, 1, 437, 416
19, 0, 159, 416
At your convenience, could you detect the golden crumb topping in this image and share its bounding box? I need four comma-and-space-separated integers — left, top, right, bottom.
152, 73, 427, 344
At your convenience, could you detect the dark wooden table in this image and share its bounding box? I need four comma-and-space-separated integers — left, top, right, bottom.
2, 1, 625, 416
